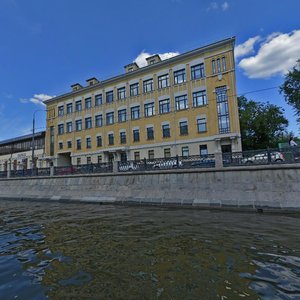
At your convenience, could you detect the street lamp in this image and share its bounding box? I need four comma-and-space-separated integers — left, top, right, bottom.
31, 109, 46, 171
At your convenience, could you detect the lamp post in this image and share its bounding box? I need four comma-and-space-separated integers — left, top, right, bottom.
31, 109, 46, 172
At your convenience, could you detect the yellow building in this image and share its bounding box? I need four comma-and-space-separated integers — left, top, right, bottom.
44, 37, 241, 166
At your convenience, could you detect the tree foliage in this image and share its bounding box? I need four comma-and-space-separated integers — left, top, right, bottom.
279, 60, 300, 123
238, 96, 288, 150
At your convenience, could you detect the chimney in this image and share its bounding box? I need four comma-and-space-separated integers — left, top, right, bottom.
124, 62, 139, 73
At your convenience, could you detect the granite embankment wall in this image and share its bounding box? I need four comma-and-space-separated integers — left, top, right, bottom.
0, 164, 300, 212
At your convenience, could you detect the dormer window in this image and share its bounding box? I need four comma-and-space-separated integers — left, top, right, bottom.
124, 62, 139, 73
71, 83, 82, 91
146, 54, 161, 66
86, 77, 99, 86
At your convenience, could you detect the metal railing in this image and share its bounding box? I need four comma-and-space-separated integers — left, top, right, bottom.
222, 147, 300, 167
118, 154, 216, 172
9, 168, 51, 177
1, 147, 300, 178
0, 171, 7, 178
54, 162, 113, 176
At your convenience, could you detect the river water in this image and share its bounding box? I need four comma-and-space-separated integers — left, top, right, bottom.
0, 200, 299, 300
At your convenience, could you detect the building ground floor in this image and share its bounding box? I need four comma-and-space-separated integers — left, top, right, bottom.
53, 134, 241, 167
0, 149, 50, 172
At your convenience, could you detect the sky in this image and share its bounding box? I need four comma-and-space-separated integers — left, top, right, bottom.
0, 0, 299, 141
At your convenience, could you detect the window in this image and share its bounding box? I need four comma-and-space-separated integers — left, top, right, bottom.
120, 132, 126, 144
159, 99, 170, 114
96, 136, 102, 147
76, 139, 81, 150
95, 115, 103, 127
87, 157, 91, 164
66, 122, 73, 133
75, 100, 82, 111
85, 97, 92, 109
59, 142, 63, 150
134, 151, 140, 161
67, 141, 72, 148
117, 87, 126, 100
158, 74, 169, 89
75, 119, 82, 131
108, 133, 114, 145
130, 83, 139, 96
222, 57, 226, 71
143, 79, 153, 93
144, 102, 155, 117
200, 145, 208, 156
58, 124, 64, 135
85, 117, 92, 129
191, 63, 205, 80
131, 106, 140, 120
164, 148, 171, 158
148, 150, 154, 160
133, 129, 140, 142
212, 60, 216, 74
77, 157, 81, 165
182, 146, 189, 157
217, 58, 221, 73
106, 112, 114, 125
162, 124, 170, 138
147, 127, 154, 140
97, 155, 102, 163
95, 94, 102, 106
50, 126, 54, 156
197, 118, 207, 133
58, 106, 64, 116
175, 95, 188, 110
118, 109, 127, 122
66, 103, 73, 114
106, 91, 114, 103
193, 91, 207, 107
179, 121, 188, 135
86, 137, 91, 149
216, 86, 230, 134
174, 69, 186, 84
120, 152, 127, 162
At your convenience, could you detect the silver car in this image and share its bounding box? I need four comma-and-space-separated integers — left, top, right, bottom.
242, 151, 284, 164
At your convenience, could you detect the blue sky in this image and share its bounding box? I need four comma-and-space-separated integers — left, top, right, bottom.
0, 0, 299, 141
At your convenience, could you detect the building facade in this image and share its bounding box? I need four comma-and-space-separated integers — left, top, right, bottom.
45, 37, 241, 166
0, 131, 47, 171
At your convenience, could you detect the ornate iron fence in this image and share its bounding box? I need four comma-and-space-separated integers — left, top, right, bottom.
2, 147, 300, 178
223, 147, 300, 167
118, 154, 216, 172
0, 171, 7, 178
54, 162, 113, 176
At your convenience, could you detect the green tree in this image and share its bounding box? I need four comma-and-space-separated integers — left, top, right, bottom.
238, 96, 288, 150
279, 60, 300, 124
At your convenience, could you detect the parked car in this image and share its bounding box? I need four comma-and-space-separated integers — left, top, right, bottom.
190, 156, 230, 168
241, 151, 284, 164
152, 159, 183, 169
55, 166, 74, 175
118, 161, 141, 172
191, 157, 215, 168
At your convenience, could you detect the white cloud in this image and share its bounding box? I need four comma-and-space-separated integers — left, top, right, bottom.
207, 1, 229, 12
235, 36, 261, 58
19, 93, 54, 106
238, 30, 300, 79
221, 1, 229, 11
207, 2, 218, 11
134, 51, 179, 68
